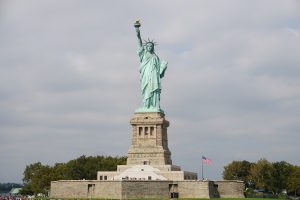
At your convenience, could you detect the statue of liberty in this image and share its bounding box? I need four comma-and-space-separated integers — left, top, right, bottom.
134, 21, 168, 113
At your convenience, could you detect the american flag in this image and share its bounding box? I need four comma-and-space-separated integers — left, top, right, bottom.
202, 156, 212, 164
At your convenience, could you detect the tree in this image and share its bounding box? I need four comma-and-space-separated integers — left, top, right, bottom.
51, 162, 71, 180
268, 161, 293, 194
64, 155, 127, 180
223, 158, 299, 195
249, 158, 273, 191
20, 155, 127, 195
287, 166, 300, 196
223, 160, 253, 187
21, 162, 52, 195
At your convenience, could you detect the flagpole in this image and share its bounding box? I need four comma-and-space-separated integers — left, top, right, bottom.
201, 156, 204, 180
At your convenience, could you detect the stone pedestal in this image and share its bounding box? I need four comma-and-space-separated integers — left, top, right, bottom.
97, 111, 197, 181
127, 112, 172, 165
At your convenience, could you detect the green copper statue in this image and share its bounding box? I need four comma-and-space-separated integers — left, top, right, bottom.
134, 21, 168, 113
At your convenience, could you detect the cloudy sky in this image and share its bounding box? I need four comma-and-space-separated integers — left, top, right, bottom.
1, 0, 300, 183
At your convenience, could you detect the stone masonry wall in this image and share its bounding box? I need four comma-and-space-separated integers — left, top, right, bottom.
214, 180, 245, 198
176, 180, 212, 198
51, 180, 89, 198
50, 180, 122, 199
50, 180, 171, 199
94, 181, 122, 199
50, 180, 245, 199
122, 180, 171, 199
127, 112, 172, 165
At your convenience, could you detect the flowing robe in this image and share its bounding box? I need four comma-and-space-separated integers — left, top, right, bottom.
138, 47, 167, 109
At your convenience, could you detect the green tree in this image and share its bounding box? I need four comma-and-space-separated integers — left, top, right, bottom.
21, 162, 52, 195
20, 155, 127, 195
287, 166, 300, 196
223, 160, 253, 186
249, 158, 273, 191
269, 161, 293, 194
223, 158, 299, 195
51, 162, 71, 180
64, 155, 126, 180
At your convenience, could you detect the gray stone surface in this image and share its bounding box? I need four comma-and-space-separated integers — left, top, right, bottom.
50, 180, 244, 199
50, 180, 211, 199
214, 180, 245, 198
51, 180, 122, 199
122, 181, 171, 199
176, 180, 214, 198
127, 112, 172, 165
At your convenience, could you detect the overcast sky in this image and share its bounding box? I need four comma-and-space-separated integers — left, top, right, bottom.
1, 0, 300, 183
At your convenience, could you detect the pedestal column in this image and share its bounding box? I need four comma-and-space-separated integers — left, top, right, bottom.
127, 112, 172, 165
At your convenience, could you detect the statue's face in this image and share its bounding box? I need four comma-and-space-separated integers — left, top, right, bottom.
146, 43, 154, 53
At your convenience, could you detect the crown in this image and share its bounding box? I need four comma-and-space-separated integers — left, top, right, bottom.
143, 38, 158, 46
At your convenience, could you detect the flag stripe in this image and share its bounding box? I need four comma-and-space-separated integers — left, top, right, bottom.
202, 156, 212, 164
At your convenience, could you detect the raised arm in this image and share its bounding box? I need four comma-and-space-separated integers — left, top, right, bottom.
136, 27, 142, 48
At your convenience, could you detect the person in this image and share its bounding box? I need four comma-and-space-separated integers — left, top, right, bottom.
135, 25, 167, 112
